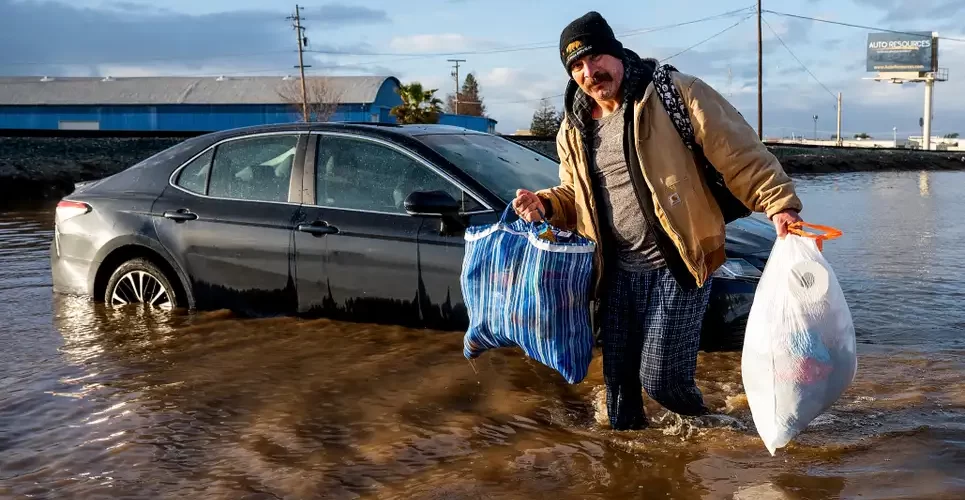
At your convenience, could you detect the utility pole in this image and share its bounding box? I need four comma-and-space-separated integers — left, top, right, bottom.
448, 59, 465, 115
836, 92, 842, 146
756, 0, 763, 140
288, 4, 310, 122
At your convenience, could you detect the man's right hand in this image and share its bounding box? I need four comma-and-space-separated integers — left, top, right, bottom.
511, 189, 545, 222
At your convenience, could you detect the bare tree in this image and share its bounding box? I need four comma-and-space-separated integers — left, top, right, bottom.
277, 77, 344, 122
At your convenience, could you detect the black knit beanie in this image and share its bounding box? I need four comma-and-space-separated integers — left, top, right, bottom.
559, 11, 624, 73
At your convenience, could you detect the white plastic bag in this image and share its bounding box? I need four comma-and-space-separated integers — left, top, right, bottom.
742, 223, 856, 456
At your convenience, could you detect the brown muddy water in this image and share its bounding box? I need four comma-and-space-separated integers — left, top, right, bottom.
2, 171, 965, 499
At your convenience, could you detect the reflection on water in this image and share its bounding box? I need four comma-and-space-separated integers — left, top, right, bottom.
2, 172, 965, 499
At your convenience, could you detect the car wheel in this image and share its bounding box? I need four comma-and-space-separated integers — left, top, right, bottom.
104, 258, 178, 310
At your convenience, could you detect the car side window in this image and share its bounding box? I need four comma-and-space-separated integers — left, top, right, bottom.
314, 135, 483, 214
207, 135, 299, 202
176, 149, 213, 195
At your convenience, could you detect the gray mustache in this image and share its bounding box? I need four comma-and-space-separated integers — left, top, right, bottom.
588, 72, 612, 85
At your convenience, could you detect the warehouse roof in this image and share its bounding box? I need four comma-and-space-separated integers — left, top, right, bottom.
0, 75, 399, 106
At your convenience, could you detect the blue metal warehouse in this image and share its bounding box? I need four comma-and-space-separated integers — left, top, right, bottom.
0, 75, 497, 133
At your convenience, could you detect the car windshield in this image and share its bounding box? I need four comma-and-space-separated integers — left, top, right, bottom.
418, 134, 560, 202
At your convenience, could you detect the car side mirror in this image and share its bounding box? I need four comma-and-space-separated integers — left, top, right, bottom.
404, 190, 460, 217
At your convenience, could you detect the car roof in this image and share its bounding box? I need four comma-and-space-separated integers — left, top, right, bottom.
200, 121, 489, 144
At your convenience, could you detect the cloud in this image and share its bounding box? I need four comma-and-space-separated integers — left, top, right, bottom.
639, 15, 815, 79
728, 58, 965, 139
305, 53, 397, 77
851, 0, 965, 23
0, 0, 388, 76
821, 38, 845, 50
763, 17, 814, 46
105, 1, 173, 14
620, 16, 965, 141
477, 67, 565, 132
479, 67, 563, 98
387, 34, 499, 53
302, 4, 390, 26
303, 40, 382, 57
480, 67, 523, 87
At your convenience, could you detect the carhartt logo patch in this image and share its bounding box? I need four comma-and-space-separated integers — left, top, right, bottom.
566, 40, 583, 54
669, 192, 681, 206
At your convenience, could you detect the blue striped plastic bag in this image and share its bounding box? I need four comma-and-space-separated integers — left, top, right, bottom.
460, 206, 596, 384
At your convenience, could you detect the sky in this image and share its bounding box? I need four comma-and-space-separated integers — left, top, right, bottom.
1, 0, 963, 138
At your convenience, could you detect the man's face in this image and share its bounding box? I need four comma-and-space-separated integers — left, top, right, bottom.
570, 53, 624, 101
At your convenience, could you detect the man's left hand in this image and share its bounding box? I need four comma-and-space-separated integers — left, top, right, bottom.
771, 209, 803, 238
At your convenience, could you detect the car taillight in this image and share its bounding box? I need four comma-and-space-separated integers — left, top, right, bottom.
56, 200, 91, 222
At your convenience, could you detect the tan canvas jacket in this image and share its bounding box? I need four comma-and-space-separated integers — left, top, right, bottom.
535, 70, 803, 296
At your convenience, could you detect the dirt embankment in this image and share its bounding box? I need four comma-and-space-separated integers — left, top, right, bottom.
0, 136, 183, 204
764, 145, 965, 175
2, 135, 964, 207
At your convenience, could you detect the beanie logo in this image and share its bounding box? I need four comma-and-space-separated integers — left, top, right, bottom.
565, 40, 583, 55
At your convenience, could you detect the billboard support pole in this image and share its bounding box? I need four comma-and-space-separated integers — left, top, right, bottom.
923, 75, 934, 150
836, 92, 842, 147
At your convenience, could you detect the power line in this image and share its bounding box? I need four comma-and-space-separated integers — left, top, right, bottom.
489, 93, 565, 105
304, 8, 754, 75
761, 15, 837, 101
491, 14, 756, 106
0, 67, 341, 79
302, 6, 757, 61
6, 10, 752, 69
3, 6, 757, 72
0, 50, 294, 68
660, 13, 755, 62
618, 5, 755, 36
763, 9, 965, 43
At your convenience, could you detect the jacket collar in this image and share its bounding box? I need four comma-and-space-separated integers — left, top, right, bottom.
563, 48, 658, 137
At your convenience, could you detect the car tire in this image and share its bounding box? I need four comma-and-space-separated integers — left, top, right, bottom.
104, 258, 179, 310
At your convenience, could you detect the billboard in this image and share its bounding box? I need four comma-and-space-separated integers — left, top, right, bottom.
866, 31, 936, 73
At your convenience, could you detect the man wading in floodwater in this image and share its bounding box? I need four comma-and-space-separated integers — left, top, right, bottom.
512, 11, 805, 430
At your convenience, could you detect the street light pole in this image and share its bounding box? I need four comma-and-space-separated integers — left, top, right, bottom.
813, 114, 818, 141
836, 92, 842, 146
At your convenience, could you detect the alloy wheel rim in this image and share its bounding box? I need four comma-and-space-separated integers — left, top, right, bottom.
110, 271, 173, 309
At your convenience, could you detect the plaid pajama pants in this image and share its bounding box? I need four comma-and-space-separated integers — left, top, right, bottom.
600, 266, 713, 430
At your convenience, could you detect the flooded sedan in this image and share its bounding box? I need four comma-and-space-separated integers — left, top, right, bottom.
51, 122, 772, 349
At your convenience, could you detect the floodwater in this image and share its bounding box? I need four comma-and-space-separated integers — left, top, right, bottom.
2, 171, 965, 499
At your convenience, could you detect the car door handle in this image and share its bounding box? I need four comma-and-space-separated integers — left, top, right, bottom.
163, 209, 198, 222
297, 221, 339, 236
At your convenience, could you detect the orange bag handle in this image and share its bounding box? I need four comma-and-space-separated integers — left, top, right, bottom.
787, 222, 842, 251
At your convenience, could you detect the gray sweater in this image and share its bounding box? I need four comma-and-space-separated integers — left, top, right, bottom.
590, 103, 666, 271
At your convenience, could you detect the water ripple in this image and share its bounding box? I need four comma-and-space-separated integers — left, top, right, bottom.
1, 175, 964, 498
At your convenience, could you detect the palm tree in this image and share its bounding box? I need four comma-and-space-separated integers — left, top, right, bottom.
391, 82, 443, 124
